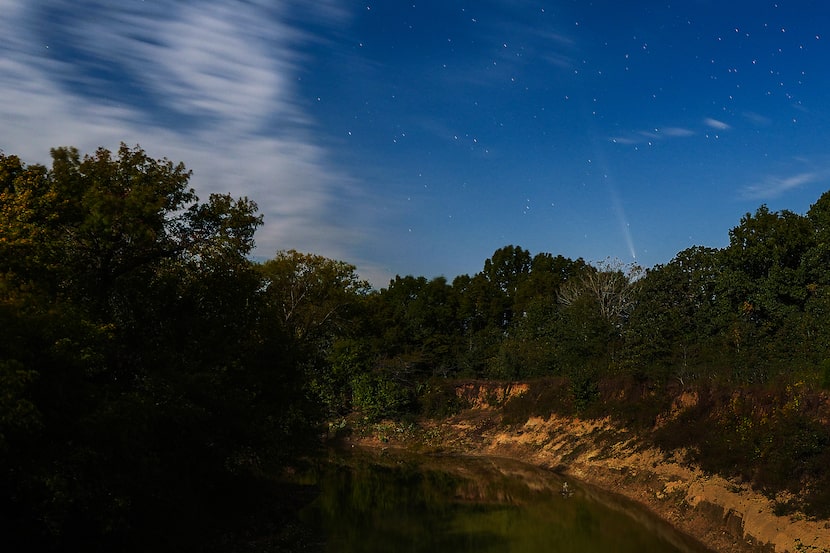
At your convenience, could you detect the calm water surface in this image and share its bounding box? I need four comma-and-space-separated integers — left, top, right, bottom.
301, 449, 712, 553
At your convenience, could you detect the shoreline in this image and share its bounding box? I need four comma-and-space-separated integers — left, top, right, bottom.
335, 441, 713, 553
343, 405, 830, 553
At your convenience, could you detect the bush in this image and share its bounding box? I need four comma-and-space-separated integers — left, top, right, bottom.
351, 373, 414, 421
591, 376, 675, 429
651, 381, 830, 517
569, 370, 600, 413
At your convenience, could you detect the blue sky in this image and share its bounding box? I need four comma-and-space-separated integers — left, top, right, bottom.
2, 1, 829, 286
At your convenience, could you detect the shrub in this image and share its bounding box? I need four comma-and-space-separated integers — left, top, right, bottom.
350, 373, 414, 421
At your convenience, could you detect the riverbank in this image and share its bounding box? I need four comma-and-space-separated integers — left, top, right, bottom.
342, 384, 830, 553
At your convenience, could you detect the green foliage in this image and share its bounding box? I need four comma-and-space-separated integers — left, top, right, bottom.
258, 250, 372, 422
590, 376, 674, 428
568, 368, 601, 412
351, 372, 415, 421
715, 205, 819, 380
653, 381, 830, 516
259, 249, 371, 343
0, 359, 40, 449
624, 246, 722, 383
0, 145, 314, 552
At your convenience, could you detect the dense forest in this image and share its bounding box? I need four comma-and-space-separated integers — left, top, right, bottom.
3, 145, 830, 551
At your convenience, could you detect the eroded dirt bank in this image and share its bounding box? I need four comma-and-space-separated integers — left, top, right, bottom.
346, 382, 830, 553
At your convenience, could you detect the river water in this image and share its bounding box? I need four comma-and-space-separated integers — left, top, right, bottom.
300, 448, 713, 553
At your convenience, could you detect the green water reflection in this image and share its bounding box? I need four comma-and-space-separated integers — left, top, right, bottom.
302, 450, 712, 553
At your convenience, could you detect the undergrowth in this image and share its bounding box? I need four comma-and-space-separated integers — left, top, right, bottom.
651, 380, 830, 517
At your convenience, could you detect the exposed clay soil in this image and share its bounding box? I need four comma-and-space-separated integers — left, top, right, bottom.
346, 384, 830, 553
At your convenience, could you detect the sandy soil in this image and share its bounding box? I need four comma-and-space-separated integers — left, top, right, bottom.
348, 387, 830, 553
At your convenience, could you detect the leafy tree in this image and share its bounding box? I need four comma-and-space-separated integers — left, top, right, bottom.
481, 245, 532, 328
1, 146, 198, 313
374, 275, 461, 372
259, 249, 371, 342
718, 206, 816, 377
721, 206, 814, 317
258, 250, 372, 417
487, 253, 587, 379
0, 145, 313, 552
624, 246, 722, 382
805, 190, 830, 285
522, 252, 588, 302
451, 272, 502, 375
491, 295, 559, 379
344, 275, 465, 417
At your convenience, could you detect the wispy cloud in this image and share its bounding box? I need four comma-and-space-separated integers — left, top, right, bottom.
79, 3, 296, 131
704, 117, 731, 130
0, 1, 384, 278
610, 126, 694, 145
662, 127, 695, 137
741, 172, 818, 200
742, 111, 771, 126
444, 5, 577, 88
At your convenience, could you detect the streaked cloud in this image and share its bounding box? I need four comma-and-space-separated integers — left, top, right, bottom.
741, 172, 818, 200
610, 126, 694, 145
662, 127, 695, 137
609, 136, 641, 145
0, 1, 382, 278
742, 111, 772, 126
704, 117, 731, 130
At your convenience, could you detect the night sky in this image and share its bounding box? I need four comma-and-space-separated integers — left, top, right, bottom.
2, 1, 829, 286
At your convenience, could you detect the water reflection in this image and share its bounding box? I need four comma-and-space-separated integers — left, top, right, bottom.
302, 449, 712, 553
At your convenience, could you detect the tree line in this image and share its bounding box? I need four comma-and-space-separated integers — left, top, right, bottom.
2, 144, 830, 549
323, 200, 830, 419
